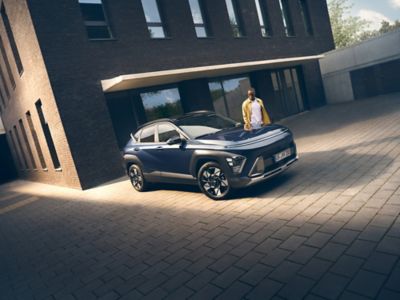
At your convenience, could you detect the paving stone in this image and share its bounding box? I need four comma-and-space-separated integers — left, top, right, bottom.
298, 258, 332, 280
384, 267, 400, 292
377, 236, 400, 255
215, 281, 252, 300
278, 275, 316, 300
279, 235, 307, 251
346, 240, 376, 258
347, 270, 386, 298
246, 277, 283, 300
316, 242, 347, 261
312, 273, 350, 300
330, 255, 364, 278
212, 266, 245, 289
268, 261, 303, 283
190, 283, 222, 300
240, 263, 273, 286
331, 229, 360, 245
377, 289, 400, 300
305, 232, 332, 248
287, 245, 319, 265
363, 251, 398, 274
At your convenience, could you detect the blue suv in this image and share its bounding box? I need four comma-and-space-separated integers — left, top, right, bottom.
123, 111, 297, 200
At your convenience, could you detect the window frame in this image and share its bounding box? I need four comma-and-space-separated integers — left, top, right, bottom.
78, 0, 114, 41
139, 124, 157, 144
188, 0, 210, 38
278, 0, 295, 37
254, 0, 272, 38
156, 122, 184, 143
298, 0, 313, 36
224, 0, 245, 38
140, 0, 168, 39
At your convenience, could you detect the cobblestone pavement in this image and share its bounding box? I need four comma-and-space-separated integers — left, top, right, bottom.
1, 94, 400, 300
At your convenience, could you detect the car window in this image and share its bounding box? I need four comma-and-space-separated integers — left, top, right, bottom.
158, 123, 180, 143
140, 125, 155, 143
133, 130, 141, 142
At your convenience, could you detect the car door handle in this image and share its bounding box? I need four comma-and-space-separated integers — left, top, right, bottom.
156, 146, 164, 150
134, 147, 140, 152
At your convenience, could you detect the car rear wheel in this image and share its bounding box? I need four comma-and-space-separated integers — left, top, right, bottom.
198, 162, 231, 200
128, 164, 148, 192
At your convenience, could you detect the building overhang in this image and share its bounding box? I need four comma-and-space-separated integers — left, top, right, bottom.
101, 54, 324, 93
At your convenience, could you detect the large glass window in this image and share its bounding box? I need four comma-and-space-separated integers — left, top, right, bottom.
35, 100, 61, 170
13, 125, 28, 170
78, 0, 113, 40
279, 0, 294, 37
254, 0, 271, 37
299, 0, 313, 36
188, 0, 209, 38
209, 76, 251, 122
141, 0, 167, 38
141, 88, 183, 122
225, 0, 244, 37
0, 4, 23, 75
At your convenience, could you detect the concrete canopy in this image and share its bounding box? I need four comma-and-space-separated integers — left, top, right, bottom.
101, 55, 324, 93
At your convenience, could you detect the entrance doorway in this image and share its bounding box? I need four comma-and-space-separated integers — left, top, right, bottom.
270, 68, 305, 119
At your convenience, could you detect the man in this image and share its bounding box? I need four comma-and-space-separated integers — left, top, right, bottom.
242, 88, 271, 131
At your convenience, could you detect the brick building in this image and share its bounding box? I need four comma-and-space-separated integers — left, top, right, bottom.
0, 0, 334, 189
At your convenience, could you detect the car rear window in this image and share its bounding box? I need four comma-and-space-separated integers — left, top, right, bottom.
140, 125, 155, 143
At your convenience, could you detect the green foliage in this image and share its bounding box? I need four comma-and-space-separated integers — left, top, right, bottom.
328, 0, 400, 48
328, 0, 370, 48
359, 20, 400, 41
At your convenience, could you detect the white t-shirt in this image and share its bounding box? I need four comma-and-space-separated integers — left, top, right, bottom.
251, 100, 262, 129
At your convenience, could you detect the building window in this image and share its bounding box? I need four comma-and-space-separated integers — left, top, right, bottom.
0, 36, 15, 88
0, 4, 23, 75
279, 0, 294, 37
0, 64, 10, 99
78, 0, 113, 40
188, 0, 209, 38
19, 119, 37, 170
0, 84, 5, 107
35, 100, 61, 170
140, 87, 183, 122
141, 0, 167, 39
209, 76, 251, 122
13, 125, 29, 170
299, 0, 313, 36
8, 130, 23, 169
254, 0, 271, 37
225, 0, 244, 37
26, 111, 47, 170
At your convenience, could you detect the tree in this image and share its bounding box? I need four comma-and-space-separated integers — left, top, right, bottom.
359, 20, 400, 41
327, 0, 370, 48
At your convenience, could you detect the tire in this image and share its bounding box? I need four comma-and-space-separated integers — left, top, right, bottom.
198, 162, 231, 200
128, 164, 149, 192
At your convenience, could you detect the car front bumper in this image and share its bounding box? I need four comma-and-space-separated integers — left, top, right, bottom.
228, 156, 298, 188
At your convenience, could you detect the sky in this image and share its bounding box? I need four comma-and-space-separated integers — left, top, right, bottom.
350, 0, 400, 31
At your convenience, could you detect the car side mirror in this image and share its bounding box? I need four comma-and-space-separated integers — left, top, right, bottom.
167, 136, 183, 145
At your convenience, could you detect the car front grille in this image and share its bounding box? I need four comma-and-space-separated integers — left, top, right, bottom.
249, 143, 296, 177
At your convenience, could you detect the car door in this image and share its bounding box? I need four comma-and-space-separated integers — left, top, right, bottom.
135, 125, 161, 177
156, 123, 193, 177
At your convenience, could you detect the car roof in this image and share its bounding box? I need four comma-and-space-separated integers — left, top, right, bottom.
136, 110, 216, 130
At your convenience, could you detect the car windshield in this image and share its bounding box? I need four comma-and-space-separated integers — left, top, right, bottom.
176, 113, 238, 139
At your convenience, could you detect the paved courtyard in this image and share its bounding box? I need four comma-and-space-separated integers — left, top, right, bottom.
1, 94, 400, 300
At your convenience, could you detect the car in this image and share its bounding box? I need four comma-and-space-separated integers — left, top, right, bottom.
123, 111, 298, 200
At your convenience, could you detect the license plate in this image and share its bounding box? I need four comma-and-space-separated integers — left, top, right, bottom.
274, 148, 292, 162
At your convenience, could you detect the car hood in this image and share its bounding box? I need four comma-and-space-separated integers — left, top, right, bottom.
196, 124, 289, 144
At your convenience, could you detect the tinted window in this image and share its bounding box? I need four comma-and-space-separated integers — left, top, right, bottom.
254, 0, 271, 37
279, 0, 294, 37
140, 126, 155, 143
176, 114, 237, 139
78, 0, 113, 40
299, 0, 313, 36
158, 124, 179, 143
225, 0, 244, 37
188, 0, 209, 38
141, 0, 166, 38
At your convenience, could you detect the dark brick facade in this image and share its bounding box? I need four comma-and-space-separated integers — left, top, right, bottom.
0, 0, 334, 189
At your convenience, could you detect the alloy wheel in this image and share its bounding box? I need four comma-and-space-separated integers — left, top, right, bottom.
199, 165, 230, 199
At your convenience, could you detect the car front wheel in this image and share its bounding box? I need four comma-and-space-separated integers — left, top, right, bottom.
198, 162, 231, 200
128, 164, 148, 192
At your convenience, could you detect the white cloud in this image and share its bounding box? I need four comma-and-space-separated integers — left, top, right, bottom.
358, 9, 393, 31
390, 0, 400, 9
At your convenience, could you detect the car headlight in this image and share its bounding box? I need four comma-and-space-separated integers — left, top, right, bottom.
226, 156, 246, 174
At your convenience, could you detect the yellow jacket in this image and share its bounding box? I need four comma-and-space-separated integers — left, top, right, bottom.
242, 98, 271, 130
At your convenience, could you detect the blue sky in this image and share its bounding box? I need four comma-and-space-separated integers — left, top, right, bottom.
349, 0, 400, 30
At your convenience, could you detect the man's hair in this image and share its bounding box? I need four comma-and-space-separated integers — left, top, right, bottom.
248, 88, 255, 94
